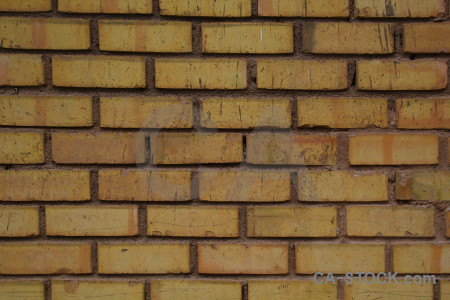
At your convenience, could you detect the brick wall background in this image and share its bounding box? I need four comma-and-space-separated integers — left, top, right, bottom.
0, 0, 449, 299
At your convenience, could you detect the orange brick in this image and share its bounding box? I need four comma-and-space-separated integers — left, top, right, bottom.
198, 244, 288, 274
344, 281, 433, 300
52, 280, 144, 300
404, 24, 450, 53
248, 281, 337, 300
0, 0, 50, 11
52, 133, 146, 164
52, 56, 146, 88
150, 133, 242, 164
0, 206, 39, 237
257, 60, 348, 90
151, 280, 241, 300
202, 23, 293, 53
393, 244, 450, 273
355, 0, 445, 18
298, 97, 388, 128
99, 169, 191, 201
0, 243, 91, 274
100, 97, 192, 128
0, 132, 44, 164
396, 171, 450, 201
46, 206, 139, 236
247, 133, 337, 165
396, 98, 450, 129
0, 17, 89, 50
258, 0, 349, 17
98, 243, 190, 274
99, 20, 191, 52
201, 97, 291, 129
356, 60, 448, 90
58, 0, 152, 14
155, 59, 247, 89
303, 23, 394, 54
0, 54, 44, 86
0, 281, 44, 300
349, 134, 439, 165
160, 0, 251, 17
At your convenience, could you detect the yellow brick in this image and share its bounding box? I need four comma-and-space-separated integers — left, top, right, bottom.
349, 134, 439, 165
0, 206, 39, 237
247, 133, 337, 165
396, 171, 450, 201
151, 280, 241, 300
298, 97, 388, 128
98, 243, 190, 274
347, 206, 435, 237
248, 280, 337, 300
257, 60, 348, 90
99, 169, 191, 201
202, 23, 293, 53
201, 97, 291, 129
356, 60, 448, 90
247, 207, 337, 237
344, 281, 433, 300
442, 281, 450, 299
393, 244, 450, 273
303, 23, 394, 54
52, 280, 144, 300
0, 54, 44, 86
404, 24, 450, 53
100, 97, 192, 128
298, 171, 388, 202
258, 0, 349, 17
0, 17, 89, 50
150, 133, 242, 164
148, 206, 238, 237
0, 0, 50, 11
355, 0, 445, 18
160, 0, 251, 17
296, 244, 385, 274
0, 243, 91, 274
99, 20, 191, 52
46, 206, 139, 236
0, 95, 92, 127
199, 170, 290, 202
0, 132, 44, 164
447, 211, 450, 237
0, 281, 44, 300
52, 133, 146, 164
155, 59, 247, 89
198, 244, 288, 274
396, 98, 450, 129
59, 0, 152, 14
52, 56, 146, 88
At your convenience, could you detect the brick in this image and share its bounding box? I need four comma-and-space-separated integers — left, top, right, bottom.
303, 23, 394, 54
155, 59, 247, 89
198, 244, 288, 274
248, 280, 337, 300
393, 244, 450, 273
58, 0, 152, 14
199, 170, 290, 202
349, 134, 439, 165
447, 211, 450, 237
0, 54, 44, 86
298, 171, 388, 202
52, 280, 144, 300
396, 98, 450, 129
0, 17, 89, 50
0, 95, 93, 127
46, 206, 139, 236
355, 0, 445, 18
347, 206, 435, 237
98, 243, 190, 274
396, 171, 450, 201
257, 60, 348, 90
0, 0, 50, 11
0, 243, 91, 274
99, 169, 191, 201
148, 206, 238, 237
200, 97, 291, 129
0, 281, 44, 300
100, 97, 192, 129
404, 24, 450, 53
160, 0, 251, 17
0, 132, 44, 164
0, 206, 39, 237
150, 133, 242, 164
247, 207, 337, 237
0, 170, 90, 201
247, 133, 337, 165
344, 281, 433, 300
202, 23, 293, 53
442, 281, 450, 299
52, 56, 146, 88
151, 280, 241, 300
99, 20, 191, 52
52, 133, 146, 164
297, 97, 388, 128
258, 0, 349, 17
296, 244, 385, 274
356, 60, 448, 90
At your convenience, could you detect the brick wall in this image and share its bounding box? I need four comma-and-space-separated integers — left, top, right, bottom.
0, 0, 449, 299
